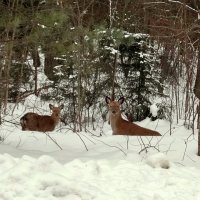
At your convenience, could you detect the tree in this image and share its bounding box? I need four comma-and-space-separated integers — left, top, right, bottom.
119, 34, 163, 121
194, 52, 200, 156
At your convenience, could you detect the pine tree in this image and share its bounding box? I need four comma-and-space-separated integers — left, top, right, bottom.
119, 34, 162, 121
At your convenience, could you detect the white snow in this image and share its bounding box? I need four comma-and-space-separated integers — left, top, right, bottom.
0, 154, 200, 200
150, 104, 159, 117
1, 96, 200, 199
146, 152, 170, 169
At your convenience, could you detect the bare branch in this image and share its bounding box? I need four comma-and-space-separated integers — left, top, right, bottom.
168, 0, 199, 13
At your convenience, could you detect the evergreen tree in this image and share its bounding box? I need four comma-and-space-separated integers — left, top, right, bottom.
119, 34, 163, 121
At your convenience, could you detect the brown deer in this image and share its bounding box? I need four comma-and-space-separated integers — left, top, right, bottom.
20, 104, 64, 132
105, 96, 161, 136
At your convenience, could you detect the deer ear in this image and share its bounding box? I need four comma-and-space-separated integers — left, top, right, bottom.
49, 104, 53, 110
118, 97, 124, 105
59, 104, 64, 110
105, 96, 111, 104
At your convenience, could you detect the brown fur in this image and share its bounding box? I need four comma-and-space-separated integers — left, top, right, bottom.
105, 97, 161, 136
20, 104, 64, 132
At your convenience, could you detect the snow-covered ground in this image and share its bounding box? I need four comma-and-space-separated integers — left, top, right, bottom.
1, 96, 200, 200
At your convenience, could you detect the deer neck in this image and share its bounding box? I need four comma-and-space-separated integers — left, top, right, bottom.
51, 112, 60, 124
109, 111, 123, 131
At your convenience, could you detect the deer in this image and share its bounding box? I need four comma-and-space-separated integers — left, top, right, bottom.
105, 96, 161, 136
20, 104, 64, 132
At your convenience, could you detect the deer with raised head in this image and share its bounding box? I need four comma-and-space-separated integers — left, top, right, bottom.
105, 96, 161, 136
20, 104, 64, 132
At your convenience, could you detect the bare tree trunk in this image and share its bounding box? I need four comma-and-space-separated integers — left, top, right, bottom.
0, 80, 2, 125
0, 64, 3, 124
175, 84, 179, 124
2, 0, 17, 113
194, 51, 200, 156
197, 105, 200, 156
72, 79, 77, 132
32, 48, 41, 96
198, 130, 200, 156
4, 32, 15, 113
77, 56, 82, 132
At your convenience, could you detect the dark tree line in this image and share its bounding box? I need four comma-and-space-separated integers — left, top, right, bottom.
0, 0, 200, 135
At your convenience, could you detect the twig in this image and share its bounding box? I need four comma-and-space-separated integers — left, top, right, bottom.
111, 53, 118, 100
2, 119, 20, 126
186, 154, 196, 163
16, 136, 23, 148
93, 137, 127, 156
126, 136, 129, 150
139, 145, 160, 154
74, 131, 88, 151
182, 133, 194, 161
61, 125, 89, 151
138, 136, 148, 153
79, 131, 96, 145
85, 127, 102, 137
44, 132, 63, 150
163, 140, 175, 154
138, 136, 160, 154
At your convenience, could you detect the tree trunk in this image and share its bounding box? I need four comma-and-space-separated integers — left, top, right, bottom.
198, 129, 200, 156
194, 51, 200, 156
32, 48, 41, 96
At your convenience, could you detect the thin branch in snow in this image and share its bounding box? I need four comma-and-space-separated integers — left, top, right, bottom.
44, 132, 63, 150
139, 145, 160, 154
138, 136, 160, 154
74, 131, 89, 151
62, 125, 89, 151
93, 137, 127, 156
182, 133, 195, 161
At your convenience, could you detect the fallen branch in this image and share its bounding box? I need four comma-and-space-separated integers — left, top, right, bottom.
74, 131, 88, 151
182, 133, 195, 161
92, 137, 127, 156
62, 125, 89, 151
44, 132, 63, 150
139, 145, 160, 154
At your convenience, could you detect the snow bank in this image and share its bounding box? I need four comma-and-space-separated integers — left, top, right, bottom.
2, 99, 200, 199
0, 154, 200, 200
146, 152, 170, 169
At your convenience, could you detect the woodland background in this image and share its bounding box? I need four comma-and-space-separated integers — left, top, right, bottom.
0, 0, 200, 137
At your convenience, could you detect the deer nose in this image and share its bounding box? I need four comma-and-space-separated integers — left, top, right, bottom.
112, 111, 116, 114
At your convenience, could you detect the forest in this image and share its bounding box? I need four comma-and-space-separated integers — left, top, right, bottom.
1, 1, 200, 199
0, 0, 200, 145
